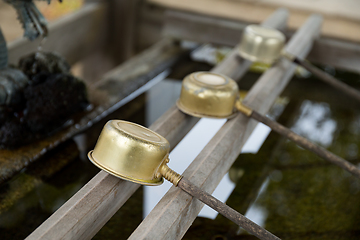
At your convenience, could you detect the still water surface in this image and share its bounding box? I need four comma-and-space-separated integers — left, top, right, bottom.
0, 67, 359, 239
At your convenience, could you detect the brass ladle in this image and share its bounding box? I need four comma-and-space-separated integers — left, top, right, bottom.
88, 120, 280, 240
176, 72, 360, 179
238, 25, 360, 103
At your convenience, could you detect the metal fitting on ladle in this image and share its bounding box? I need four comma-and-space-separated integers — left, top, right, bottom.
177, 71, 360, 179
238, 24, 360, 103
157, 163, 182, 186
88, 120, 281, 240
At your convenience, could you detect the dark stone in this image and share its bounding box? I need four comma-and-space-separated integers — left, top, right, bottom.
0, 107, 10, 125
23, 73, 88, 133
0, 51, 89, 148
0, 120, 31, 147
18, 52, 70, 81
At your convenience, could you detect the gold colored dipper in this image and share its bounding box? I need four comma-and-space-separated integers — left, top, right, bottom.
238, 24, 360, 103
88, 120, 280, 240
177, 72, 360, 179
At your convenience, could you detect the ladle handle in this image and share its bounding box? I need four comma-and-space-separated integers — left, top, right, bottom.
250, 110, 360, 179
177, 177, 281, 240
293, 57, 360, 103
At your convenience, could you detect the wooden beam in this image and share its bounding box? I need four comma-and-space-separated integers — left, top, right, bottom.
26, 8, 289, 240
8, 2, 107, 66
163, 10, 360, 74
129, 14, 322, 240
81, 0, 142, 84
163, 10, 248, 47
308, 38, 360, 74
150, 0, 360, 42
137, 2, 165, 51
106, 0, 141, 62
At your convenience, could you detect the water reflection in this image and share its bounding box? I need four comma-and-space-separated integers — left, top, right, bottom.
255, 162, 360, 239
0, 141, 100, 239
144, 117, 229, 218
144, 80, 284, 219
183, 83, 360, 240
249, 99, 360, 239
291, 100, 337, 147
145, 78, 230, 218
243, 179, 270, 229
0, 66, 359, 239
146, 79, 182, 125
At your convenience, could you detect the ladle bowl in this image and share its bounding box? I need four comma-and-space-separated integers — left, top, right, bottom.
238, 24, 285, 64
177, 72, 249, 119
176, 72, 238, 118
88, 120, 170, 186
238, 25, 360, 105
88, 120, 281, 240
176, 71, 360, 180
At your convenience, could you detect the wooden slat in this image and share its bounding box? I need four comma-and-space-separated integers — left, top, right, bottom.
163, 9, 360, 74
129, 14, 322, 240
149, 0, 360, 42
163, 10, 248, 47
106, 0, 141, 62
137, 2, 165, 51
26, 8, 289, 240
308, 38, 360, 74
7, 2, 107, 66
254, 0, 360, 21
